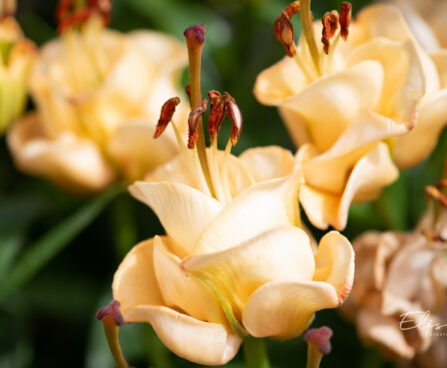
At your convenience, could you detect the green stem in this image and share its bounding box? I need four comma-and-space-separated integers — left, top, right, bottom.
243, 337, 271, 368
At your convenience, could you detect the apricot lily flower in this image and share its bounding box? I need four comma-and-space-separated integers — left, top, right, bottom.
254, 2, 442, 230
98, 24, 355, 367
7, 0, 188, 193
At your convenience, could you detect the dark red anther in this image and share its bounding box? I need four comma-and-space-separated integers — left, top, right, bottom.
96, 300, 125, 326
303, 326, 333, 355
274, 1, 300, 57
223, 92, 242, 146
56, 0, 112, 34
154, 97, 181, 139
207, 90, 225, 143
340, 2, 352, 41
188, 99, 207, 149
321, 11, 339, 54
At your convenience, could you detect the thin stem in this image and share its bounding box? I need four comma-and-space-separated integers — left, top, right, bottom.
300, 0, 321, 75
243, 337, 271, 368
101, 317, 129, 368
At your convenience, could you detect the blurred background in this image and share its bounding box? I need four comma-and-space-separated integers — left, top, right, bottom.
1, 0, 446, 367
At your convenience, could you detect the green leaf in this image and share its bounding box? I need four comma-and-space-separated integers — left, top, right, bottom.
0, 184, 124, 298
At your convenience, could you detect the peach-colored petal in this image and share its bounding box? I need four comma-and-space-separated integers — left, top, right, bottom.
238, 146, 295, 183
253, 56, 308, 106
281, 60, 384, 151
394, 89, 447, 169
303, 112, 407, 194
346, 38, 425, 125
313, 231, 355, 304
300, 143, 398, 230
183, 226, 315, 308
112, 238, 164, 311
152, 236, 223, 324
107, 119, 178, 181
431, 51, 447, 89
128, 181, 223, 257
7, 113, 116, 193
193, 174, 299, 254
123, 305, 241, 366
242, 280, 339, 339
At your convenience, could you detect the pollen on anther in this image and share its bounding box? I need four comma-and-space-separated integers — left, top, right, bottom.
322, 11, 339, 54
340, 2, 352, 41
188, 99, 207, 149
154, 97, 181, 139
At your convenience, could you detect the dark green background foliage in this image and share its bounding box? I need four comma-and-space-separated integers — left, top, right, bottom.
0, 0, 445, 367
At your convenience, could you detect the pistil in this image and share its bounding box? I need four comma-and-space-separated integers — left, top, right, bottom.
184, 24, 217, 198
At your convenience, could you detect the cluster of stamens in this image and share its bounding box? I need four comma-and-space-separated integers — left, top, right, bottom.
274, 1, 352, 58
56, 0, 111, 33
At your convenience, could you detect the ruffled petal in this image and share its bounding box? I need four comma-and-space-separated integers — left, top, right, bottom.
281, 60, 384, 151
123, 305, 241, 366
313, 231, 355, 304
7, 113, 116, 193
302, 111, 407, 194
152, 236, 223, 324
107, 119, 178, 181
193, 174, 299, 254
183, 226, 315, 309
253, 56, 308, 106
394, 89, 447, 169
239, 146, 295, 183
112, 238, 164, 311
242, 280, 339, 339
300, 143, 398, 230
346, 38, 425, 125
128, 181, 223, 257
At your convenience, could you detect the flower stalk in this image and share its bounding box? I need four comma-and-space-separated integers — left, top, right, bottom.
243, 336, 271, 368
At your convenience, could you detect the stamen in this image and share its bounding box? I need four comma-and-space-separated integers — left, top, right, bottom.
340, 2, 352, 41
300, 0, 321, 75
188, 99, 207, 149
154, 97, 181, 139
274, 2, 300, 57
207, 90, 226, 143
321, 11, 339, 55
223, 92, 243, 146
56, 0, 111, 34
